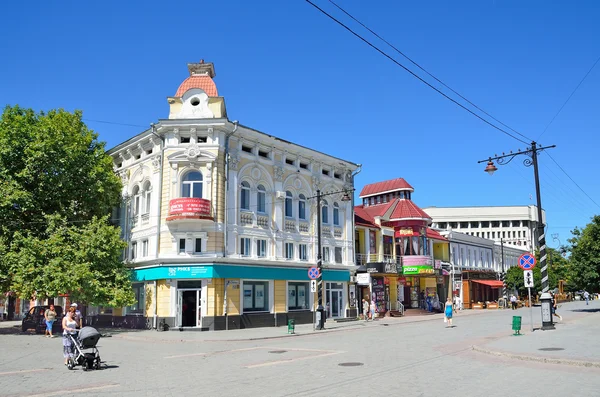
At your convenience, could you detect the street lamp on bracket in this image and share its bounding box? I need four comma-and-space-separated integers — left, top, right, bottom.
478, 141, 556, 330
308, 187, 353, 330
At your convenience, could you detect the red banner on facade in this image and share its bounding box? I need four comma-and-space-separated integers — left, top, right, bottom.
169, 198, 211, 217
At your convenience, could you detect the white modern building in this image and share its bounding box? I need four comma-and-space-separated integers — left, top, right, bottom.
424, 205, 546, 252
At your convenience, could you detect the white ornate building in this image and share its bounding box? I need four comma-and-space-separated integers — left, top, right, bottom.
105, 61, 359, 330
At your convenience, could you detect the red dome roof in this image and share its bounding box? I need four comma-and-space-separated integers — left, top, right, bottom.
175, 75, 218, 97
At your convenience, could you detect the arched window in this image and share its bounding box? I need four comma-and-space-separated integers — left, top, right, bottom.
181, 171, 203, 198
298, 194, 306, 220
143, 182, 152, 214
257, 185, 266, 213
240, 181, 250, 210
321, 200, 329, 224
333, 202, 340, 226
132, 185, 141, 215
285, 191, 293, 218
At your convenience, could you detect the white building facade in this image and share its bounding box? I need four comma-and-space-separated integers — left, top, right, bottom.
424, 205, 546, 252
104, 61, 359, 331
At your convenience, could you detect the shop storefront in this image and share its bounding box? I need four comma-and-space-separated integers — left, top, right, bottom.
461, 270, 503, 309
133, 263, 351, 330
401, 256, 440, 310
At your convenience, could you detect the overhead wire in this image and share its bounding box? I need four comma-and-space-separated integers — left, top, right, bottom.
537, 54, 600, 140
304, 0, 531, 145
326, 0, 533, 143
544, 152, 600, 209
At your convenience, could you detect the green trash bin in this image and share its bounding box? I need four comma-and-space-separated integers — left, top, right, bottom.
287, 319, 295, 334
512, 316, 522, 335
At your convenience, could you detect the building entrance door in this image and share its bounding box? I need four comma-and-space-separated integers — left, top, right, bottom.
326, 283, 344, 318
176, 280, 203, 327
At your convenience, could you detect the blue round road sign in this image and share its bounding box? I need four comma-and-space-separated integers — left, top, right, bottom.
308, 267, 320, 280
518, 253, 536, 270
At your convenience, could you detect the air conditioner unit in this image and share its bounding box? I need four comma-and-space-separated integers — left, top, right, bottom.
276, 191, 286, 200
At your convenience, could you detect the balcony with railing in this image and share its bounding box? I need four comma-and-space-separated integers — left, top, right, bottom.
322, 225, 332, 237
285, 219, 297, 233
256, 214, 269, 229
240, 211, 253, 226
334, 227, 343, 238
141, 213, 150, 226
299, 221, 309, 233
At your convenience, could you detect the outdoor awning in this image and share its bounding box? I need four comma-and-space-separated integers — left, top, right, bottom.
471, 280, 503, 288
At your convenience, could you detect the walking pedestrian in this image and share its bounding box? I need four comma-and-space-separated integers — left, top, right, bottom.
510, 294, 517, 310
584, 291, 590, 305
62, 310, 77, 366
362, 299, 369, 321
44, 304, 57, 338
370, 300, 376, 321
551, 293, 562, 321
444, 297, 454, 328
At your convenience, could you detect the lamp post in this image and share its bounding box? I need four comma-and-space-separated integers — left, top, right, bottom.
309, 188, 353, 330
479, 141, 556, 329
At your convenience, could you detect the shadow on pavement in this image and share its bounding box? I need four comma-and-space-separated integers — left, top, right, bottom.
568, 308, 600, 313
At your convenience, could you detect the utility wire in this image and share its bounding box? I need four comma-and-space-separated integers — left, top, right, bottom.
544, 151, 600, 209
326, 0, 533, 143
83, 118, 148, 128
305, 0, 530, 145
537, 54, 600, 140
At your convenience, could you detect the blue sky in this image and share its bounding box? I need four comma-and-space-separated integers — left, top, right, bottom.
1, 0, 599, 246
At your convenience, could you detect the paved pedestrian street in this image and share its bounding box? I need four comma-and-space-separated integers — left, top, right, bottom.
1, 300, 599, 397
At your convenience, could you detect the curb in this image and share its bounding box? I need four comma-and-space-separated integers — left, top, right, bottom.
471, 345, 600, 368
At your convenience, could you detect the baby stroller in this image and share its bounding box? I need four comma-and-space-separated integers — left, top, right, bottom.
66, 326, 102, 371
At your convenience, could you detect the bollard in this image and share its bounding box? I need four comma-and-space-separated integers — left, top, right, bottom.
287, 319, 295, 334
512, 315, 522, 336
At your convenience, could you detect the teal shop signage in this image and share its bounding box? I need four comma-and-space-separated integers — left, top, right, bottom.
133, 264, 350, 282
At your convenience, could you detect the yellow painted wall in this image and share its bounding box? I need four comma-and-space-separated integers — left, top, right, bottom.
274, 280, 286, 313
389, 279, 397, 303
419, 277, 437, 295
433, 242, 449, 261
355, 229, 364, 254
113, 307, 123, 316
157, 280, 172, 317
144, 283, 155, 317
226, 279, 241, 315
207, 279, 224, 317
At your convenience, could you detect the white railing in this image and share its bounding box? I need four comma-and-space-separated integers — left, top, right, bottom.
396, 301, 404, 315
299, 221, 309, 233
256, 214, 269, 229
141, 213, 150, 225
334, 227, 343, 238
240, 212, 253, 226
285, 219, 297, 233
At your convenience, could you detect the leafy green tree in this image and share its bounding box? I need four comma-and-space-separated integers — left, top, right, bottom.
0, 106, 133, 306
506, 265, 541, 297
568, 215, 600, 292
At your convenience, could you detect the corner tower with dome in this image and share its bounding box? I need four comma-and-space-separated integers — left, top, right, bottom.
105, 61, 359, 331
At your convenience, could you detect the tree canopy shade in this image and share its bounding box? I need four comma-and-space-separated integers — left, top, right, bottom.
568, 215, 600, 292
0, 106, 134, 306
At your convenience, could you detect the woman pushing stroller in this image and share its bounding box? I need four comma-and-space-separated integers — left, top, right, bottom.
62, 308, 78, 366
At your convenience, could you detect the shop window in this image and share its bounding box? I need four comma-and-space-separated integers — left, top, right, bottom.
240, 238, 251, 257
288, 282, 309, 310
128, 283, 145, 314
242, 281, 269, 312
240, 181, 250, 210
285, 191, 293, 218
257, 239, 267, 257
181, 171, 203, 198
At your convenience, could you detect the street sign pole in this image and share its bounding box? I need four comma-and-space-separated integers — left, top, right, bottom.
528, 287, 533, 332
